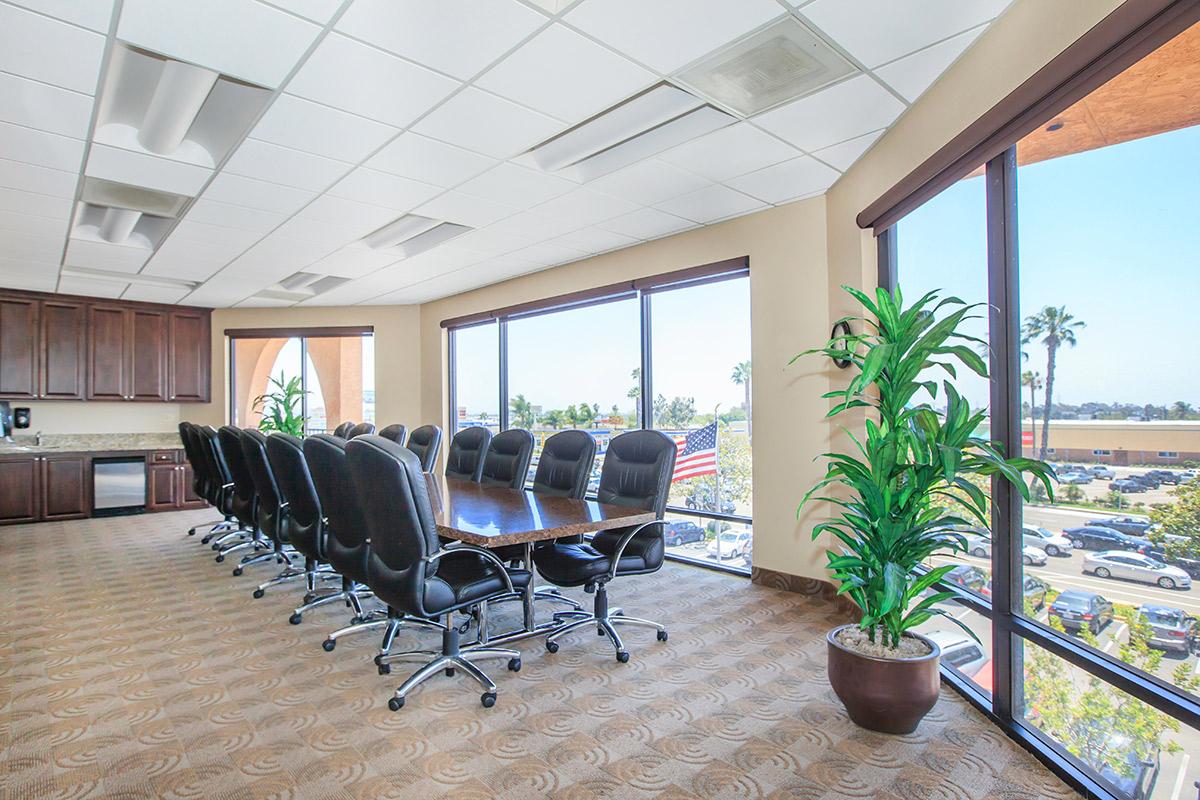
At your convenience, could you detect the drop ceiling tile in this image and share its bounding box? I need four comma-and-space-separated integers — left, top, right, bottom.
223, 138, 351, 192
457, 162, 575, 207
0, 186, 73, 219
121, 284, 190, 304
142, 244, 235, 282
0, 209, 69, 238
476, 24, 655, 124
306, 246, 400, 279
531, 187, 640, 227
6, 0, 115, 32
118, 0, 321, 88
58, 275, 128, 298
875, 26, 985, 102
0, 72, 93, 138
800, 0, 1007, 67
659, 123, 800, 182
328, 168, 442, 212
169, 219, 263, 249
551, 226, 638, 254
565, 0, 784, 74
186, 198, 285, 232
0, 122, 84, 172
0, 229, 63, 262
725, 155, 840, 204
0, 4, 106, 94
64, 238, 151, 272
451, 226, 538, 257
86, 144, 211, 196
654, 184, 765, 224
509, 240, 586, 267
812, 129, 884, 171
491, 208, 588, 240
336, 0, 546, 82
259, 0, 342, 24
0, 158, 77, 198
297, 194, 399, 235
754, 75, 905, 152
288, 34, 460, 128
412, 88, 562, 160
202, 172, 315, 214
252, 94, 400, 162
586, 159, 710, 205
415, 191, 517, 229
365, 133, 496, 188
223, 235, 327, 277
273, 216, 366, 252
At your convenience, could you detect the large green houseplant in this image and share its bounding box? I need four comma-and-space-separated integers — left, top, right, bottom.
253, 373, 308, 437
795, 286, 1054, 733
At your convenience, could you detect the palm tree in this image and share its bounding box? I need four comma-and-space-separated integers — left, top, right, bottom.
628, 368, 641, 426
541, 409, 565, 429
509, 393, 535, 428
731, 360, 751, 440
1022, 306, 1085, 460
1021, 370, 1043, 453
576, 401, 596, 429
1169, 400, 1195, 420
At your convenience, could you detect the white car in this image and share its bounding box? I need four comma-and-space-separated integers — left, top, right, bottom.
923, 630, 988, 677
1022, 525, 1072, 557
707, 530, 751, 559
1088, 465, 1115, 479
1023, 545, 1048, 566
962, 532, 1048, 565
1082, 550, 1192, 590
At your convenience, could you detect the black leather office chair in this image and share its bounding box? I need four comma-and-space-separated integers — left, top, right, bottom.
379, 424, 407, 445
215, 425, 270, 567
333, 422, 355, 438
533, 430, 676, 662
406, 425, 443, 473
347, 422, 376, 438
532, 430, 597, 501
195, 424, 246, 548
347, 435, 529, 709
180, 422, 220, 538
479, 429, 534, 489
445, 426, 491, 481
240, 429, 300, 592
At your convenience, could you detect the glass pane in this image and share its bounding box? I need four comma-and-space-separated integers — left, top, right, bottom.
506, 299, 639, 484
649, 278, 753, 521
305, 350, 325, 435
231, 336, 301, 429
362, 334, 375, 425
304, 335, 370, 435
661, 510, 752, 573
911, 594, 993, 697
1020, 637, 1200, 800
1015, 20, 1200, 702
452, 322, 499, 436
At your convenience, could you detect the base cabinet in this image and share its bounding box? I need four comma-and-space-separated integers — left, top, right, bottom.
147, 451, 205, 512
0, 454, 88, 523
0, 456, 39, 524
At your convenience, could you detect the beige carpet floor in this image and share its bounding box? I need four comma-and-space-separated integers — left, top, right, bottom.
0, 509, 1080, 800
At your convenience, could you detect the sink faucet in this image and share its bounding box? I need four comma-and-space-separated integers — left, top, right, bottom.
35, 430, 43, 447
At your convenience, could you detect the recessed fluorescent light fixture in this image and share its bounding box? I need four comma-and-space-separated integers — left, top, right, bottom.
362, 214, 473, 258
523, 83, 736, 181
675, 17, 856, 117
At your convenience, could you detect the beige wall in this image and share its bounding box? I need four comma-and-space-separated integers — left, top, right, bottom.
19, 400, 183, 434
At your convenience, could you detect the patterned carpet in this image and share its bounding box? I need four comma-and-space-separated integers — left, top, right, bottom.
0, 509, 1080, 800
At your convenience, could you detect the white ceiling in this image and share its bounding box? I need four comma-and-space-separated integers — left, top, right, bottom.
0, 0, 1011, 306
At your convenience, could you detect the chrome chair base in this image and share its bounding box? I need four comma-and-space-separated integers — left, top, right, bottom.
194, 518, 235, 539
546, 584, 666, 663
253, 561, 339, 600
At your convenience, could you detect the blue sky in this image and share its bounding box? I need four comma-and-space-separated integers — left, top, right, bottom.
899, 123, 1200, 408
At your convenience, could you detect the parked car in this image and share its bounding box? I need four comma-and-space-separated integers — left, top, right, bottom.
1082, 550, 1192, 590
1180, 469, 1197, 481
1088, 465, 1115, 479
1092, 732, 1160, 800
1144, 469, 1179, 485
1065, 526, 1151, 552
924, 630, 988, 677
944, 565, 990, 597
1127, 473, 1161, 490
1057, 471, 1093, 485
1024, 576, 1048, 611
1137, 545, 1200, 579
1108, 479, 1145, 493
685, 491, 736, 515
1023, 525, 1072, 557
964, 531, 992, 558
1136, 604, 1198, 654
1049, 590, 1114, 635
1022, 545, 1048, 566
706, 530, 751, 559
1087, 515, 1153, 537
662, 520, 705, 548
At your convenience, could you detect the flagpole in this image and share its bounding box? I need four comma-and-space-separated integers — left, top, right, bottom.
711, 405, 721, 553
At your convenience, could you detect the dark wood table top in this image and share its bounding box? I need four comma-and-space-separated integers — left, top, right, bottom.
425, 475, 656, 548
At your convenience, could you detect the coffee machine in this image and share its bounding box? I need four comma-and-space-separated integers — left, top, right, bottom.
0, 401, 12, 442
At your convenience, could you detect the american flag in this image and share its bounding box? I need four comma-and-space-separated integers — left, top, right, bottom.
672, 422, 718, 482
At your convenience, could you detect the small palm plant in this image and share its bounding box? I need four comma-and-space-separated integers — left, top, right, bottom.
795, 286, 1054, 650
253, 373, 308, 437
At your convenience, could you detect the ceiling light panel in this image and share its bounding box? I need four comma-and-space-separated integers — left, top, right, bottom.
251, 94, 399, 162
0, 4, 106, 94
659, 122, 798, 182
675, 17, 856, 117
412, 88, 563, 160
6, 0, 116, 32
72, 202, 173, 249
754, 74, 905, 152
565, 0, 785, 74
118, 0, 322, 88
287, 34, 460, 128
335, 0, 546, 82
223, 138, 351, 192
362, 214, 440, 250
81, 176, 190, 217
654, 183, 765, 224
0, 72, 94, 138
394, 222, 474, 258
874, 27, 985, 103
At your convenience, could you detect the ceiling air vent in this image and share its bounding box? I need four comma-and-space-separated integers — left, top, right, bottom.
249, 272, 352, 305
362, 214, 473, 258
72, 176, 188, 247
675, 17, 856, 117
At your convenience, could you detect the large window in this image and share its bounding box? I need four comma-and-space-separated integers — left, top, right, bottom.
230, 329, 375, 435
885, 19, 1199, 800
447, 263, 753, 574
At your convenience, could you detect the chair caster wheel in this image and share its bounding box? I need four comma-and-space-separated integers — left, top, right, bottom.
445, 667, 456, 677
388, 697, 404, 711
508, 657, 521, 672
302, 593, 315, 604
211, 543, 219, 550
322, 639, 336, 652
373, 653, 384, 665
546, 640, 559, 653
657, 630, 668, 642
288, 613, 302, 625
232, 567, 242, 576
480, 692, 496, 708
215, 555, 224, 563
597, 627, 605, 636
378, 664, 391, 675
252, 589, 265, 599
616, 651, 630, 663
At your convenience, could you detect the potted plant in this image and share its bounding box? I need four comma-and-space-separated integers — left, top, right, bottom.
794, 286, 1053, 734
253, 373, 308, 437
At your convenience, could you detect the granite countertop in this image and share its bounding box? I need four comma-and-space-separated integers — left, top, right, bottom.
0, 432, 183, 455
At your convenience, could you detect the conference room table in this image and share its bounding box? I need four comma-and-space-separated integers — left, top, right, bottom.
425, 475, 657, 645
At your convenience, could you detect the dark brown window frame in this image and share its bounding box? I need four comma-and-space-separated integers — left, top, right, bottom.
224, 325, 374, 339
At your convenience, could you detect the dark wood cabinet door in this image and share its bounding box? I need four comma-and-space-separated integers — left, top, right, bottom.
40, 300, 86, 399
148, 464, 180, 511
40, 456, 88, 521
168, 310, 210, 402
0, 296, 39, 399
0, 456, 39, 524
130, 310, 168, 401
181, 463, 205, 507
88, 305, 129, 400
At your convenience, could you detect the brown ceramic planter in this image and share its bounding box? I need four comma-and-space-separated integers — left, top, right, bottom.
826, 624, 942, 734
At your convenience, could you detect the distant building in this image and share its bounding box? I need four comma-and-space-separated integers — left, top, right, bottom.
1020, 419, 1200, 465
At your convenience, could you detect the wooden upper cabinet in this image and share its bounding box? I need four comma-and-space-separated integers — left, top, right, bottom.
129, 309, 168, 401
168, 310, 210, 402
87, 304, 130, 400
0, 296, 39, 399
40, 300, 86, 400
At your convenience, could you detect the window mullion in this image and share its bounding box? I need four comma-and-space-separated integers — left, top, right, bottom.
639, 290, 652, 430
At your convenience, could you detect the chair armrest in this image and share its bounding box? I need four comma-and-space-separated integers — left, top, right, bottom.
607, 519, 668, 581
425, 545, 516, 594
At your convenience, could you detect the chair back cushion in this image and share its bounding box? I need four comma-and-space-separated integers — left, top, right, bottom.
480, 428, 534, 489
533, 430, 596, 499
347, 422, 376, 438
239, 429, 288, 543
267, 433, 323, 561
596, 429, 676, 514
379, 424, 407, 444
218, 426, 258, 526
406, 425, 443, 473
333, 422, 355, 438
445, 426, 492, 481
304, 434, 369, 582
